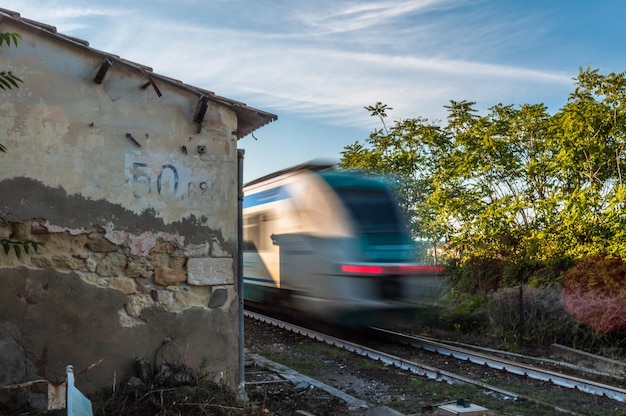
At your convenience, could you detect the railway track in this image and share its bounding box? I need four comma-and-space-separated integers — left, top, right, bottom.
245, 310, 626, 415
369, 326, 626, 402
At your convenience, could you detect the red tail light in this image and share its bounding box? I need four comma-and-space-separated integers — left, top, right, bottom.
341, 264, 384, 274
341, 264, 445, 275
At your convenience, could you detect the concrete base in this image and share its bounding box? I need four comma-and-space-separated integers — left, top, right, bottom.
438, 402, 489, 416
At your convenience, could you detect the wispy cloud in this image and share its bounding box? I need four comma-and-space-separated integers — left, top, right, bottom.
294, 0, 451, 34
97, 16, 571, 126
6, 0, 615, 180
1, 0, 578, 127
8, 4, 125, 22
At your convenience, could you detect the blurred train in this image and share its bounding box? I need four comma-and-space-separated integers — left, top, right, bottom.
242, 161, 445, 327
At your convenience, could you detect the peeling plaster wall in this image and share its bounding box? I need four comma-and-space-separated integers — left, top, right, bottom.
0, 20, 243, 398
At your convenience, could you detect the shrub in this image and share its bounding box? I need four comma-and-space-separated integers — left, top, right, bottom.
563, 255, 626, 334
483, 285, 581, 348
438, 292, 490, 333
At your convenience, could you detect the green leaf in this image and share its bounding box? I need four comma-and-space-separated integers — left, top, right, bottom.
0, 71, 23, 90
12, 33, 21, 47
13, 244, 21, 259
6, 72, 22, 88
0, 76, 11, 90
2, 241, 9, 255
0, 32, 21, 47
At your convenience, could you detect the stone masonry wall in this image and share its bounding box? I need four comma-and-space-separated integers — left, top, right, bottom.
0, 218, 234, 322
0, 202, 239, 402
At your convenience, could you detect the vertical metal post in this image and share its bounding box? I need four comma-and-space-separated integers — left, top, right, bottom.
518, 285, 524, 348
236, 149, 247, 402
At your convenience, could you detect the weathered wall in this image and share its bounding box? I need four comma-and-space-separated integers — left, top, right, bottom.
0, 17, 246, 399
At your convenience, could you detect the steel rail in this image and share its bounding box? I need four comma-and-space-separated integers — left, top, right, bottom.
244, 311, 587, 415
371, 326, 626, 403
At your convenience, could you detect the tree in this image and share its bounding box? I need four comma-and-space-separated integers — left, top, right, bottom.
341, 103, 450, 244
1, 31, 40, 258
341, 67, 626, 288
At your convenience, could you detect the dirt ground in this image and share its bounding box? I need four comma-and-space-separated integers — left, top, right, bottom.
4, 316, 625, 416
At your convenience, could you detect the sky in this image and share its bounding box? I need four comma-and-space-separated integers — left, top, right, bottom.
3, 0, 626, 182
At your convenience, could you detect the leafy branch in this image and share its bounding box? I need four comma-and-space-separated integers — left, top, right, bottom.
0, 70, 23, 90
1, 239, 42, 259
0, 32, 21, 47
1, 32, 23, 153
0, 33, 23, 92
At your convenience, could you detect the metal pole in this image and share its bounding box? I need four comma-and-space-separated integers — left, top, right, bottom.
518, 285, 524, 348
236, 149, 247, 402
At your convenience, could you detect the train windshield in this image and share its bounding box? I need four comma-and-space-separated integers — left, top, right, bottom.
335, 188, 404, 233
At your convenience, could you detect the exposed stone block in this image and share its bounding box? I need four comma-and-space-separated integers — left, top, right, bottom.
86, 237, 119, 253
154, 266, 187, 286
125, 294, 155, 317
11, 221, 31, 241
0, 220, 11, 239
85, 254, 101, 272
152, 253, 186, 285
96, 253, 128, 277
151, 240, 177, 254
169, 285, 211, 309
34, 232, 73, 254
108, 277, 137, 294
118, 308, 146, 327
183, 244, 210, 257
127, 256, 154, 279
208, 287, 228, 308
31, 254, 86, 271
187, 257, 233, 286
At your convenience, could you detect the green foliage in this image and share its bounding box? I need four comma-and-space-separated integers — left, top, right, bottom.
0, 32, 23, 94
485, 285, 581, 347
1, 239, 42, 259
0, 70, 22, 91
484, 283, 626, 352
0, 32, 21, 47
341, 67, 626, 300
438, 291, 489, 333
564, 255, 626, 291
1, 32, 22, 154
445, 255, 570, 297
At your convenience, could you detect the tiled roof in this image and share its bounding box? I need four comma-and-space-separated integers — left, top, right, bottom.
0, 8, 277, 139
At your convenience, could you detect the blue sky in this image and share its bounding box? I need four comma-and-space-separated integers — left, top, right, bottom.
3, 1, 626, 182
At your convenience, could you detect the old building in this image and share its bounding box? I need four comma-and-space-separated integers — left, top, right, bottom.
0, 7, 276, 406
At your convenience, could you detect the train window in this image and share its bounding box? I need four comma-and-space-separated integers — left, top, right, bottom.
243, 216, 259, 251
335, 189, 404, 233
244, 212, 278, 251
259, 212, 279, 250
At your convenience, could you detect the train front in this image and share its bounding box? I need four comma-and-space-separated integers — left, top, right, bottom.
276, 168, 447, 327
